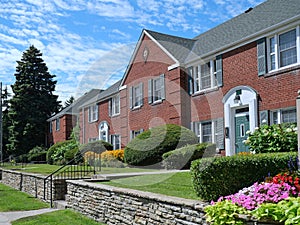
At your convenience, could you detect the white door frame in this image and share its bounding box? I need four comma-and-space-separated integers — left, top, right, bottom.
222, 86, 258, 156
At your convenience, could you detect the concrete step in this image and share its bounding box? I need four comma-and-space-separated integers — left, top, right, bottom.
53, 200, 68, 210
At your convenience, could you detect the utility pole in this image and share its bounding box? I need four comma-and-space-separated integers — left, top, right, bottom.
0, 82, 2, 163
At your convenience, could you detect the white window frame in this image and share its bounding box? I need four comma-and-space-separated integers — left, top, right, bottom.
88, 104, 98, 123
130, 129, 143, 140
195, 120, 217, 144
55, 118, 60, 131
192, 59, 217, 93
132, 84, 143, 109
111, 134, 121, 150
267, 26, 300, 72
99, 121, 109, 142
111, 94, 120, 116
270, 107, 297, 125
88, 137, 98, 143
49, 121, 53, 133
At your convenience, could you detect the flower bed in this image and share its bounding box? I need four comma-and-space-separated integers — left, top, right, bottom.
205, 168, 300, 225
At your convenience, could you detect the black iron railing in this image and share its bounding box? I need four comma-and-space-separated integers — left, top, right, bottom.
43, 153, 99, 207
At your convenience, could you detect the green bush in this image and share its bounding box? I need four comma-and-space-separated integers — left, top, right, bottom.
124, 124, 198, 166
245, 123, 297, 153
162, 143, 216, 170
191, 152, 297, 201
27, 146, 47, 162
79, 140, 113, 154
47, 140, 79, 165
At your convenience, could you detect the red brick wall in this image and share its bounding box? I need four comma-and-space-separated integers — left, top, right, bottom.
119, 34, 187, 146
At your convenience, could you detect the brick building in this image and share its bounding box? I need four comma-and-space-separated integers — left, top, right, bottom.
54, 0, 300, 155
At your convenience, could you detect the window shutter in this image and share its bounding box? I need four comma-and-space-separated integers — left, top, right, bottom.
140, 82, 144, 106
148, 79, 153, 104
129, 86, 133, 109
140, 128, 144, 133
160, 74, 165, 100
257, 38, 266, 76
129, 131, 133, 140
215, 118, 224, 149
259, 110, 269, 125
216, 55, 223, 87
88, 107, 91, 122
108, 99, 112, 117
187, 67, 193, 95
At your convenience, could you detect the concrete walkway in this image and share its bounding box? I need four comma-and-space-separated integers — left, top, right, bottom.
0, 208, 59, 225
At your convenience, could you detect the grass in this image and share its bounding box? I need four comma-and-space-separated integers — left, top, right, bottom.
12, 209, 106, 225
0, 183, 49, 211
1, 163, 158, 175
102, 171, 199, 200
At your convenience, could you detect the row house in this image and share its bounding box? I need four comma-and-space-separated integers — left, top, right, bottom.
55, 0, 300, 156
47, 89, 101, 145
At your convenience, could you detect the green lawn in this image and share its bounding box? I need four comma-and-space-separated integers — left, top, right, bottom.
1, 163, 158, 175
12, 209, 106, 225
0, 183, 49, 211
102, 172, 199, 200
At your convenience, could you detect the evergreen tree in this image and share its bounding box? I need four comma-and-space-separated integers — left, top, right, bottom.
8, 45, 61, 156
63, 96, 75, 109
1, 86, 11, 159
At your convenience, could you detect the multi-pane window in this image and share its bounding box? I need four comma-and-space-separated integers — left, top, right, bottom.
110, 94, 120, 116
130, 129, 143, 140
268, 28, 299, 71
55, 118, 60, 131
88, 137, 98, 143
190, 60, 217, 93
193, 118, 224, 150
111, 134, 121, 150
99, 121, 109, 142
130, 83, 143, 109
201, 122, 212, 143
271, 108, 297, 124
88, 104, 98, 122
148, 74, 165, 104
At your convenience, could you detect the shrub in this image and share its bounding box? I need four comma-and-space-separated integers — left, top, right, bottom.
124, 124, 198, 166
191, 152, 297, 201
27, 146, 47, 162
101, 149, 125, 168
79, 140, 113, 154
47, 140, 79, 165
162, 143, 216, 170
245, 123, 297, 153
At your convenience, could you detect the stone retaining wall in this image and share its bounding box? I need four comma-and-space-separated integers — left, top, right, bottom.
0, 169, 65, 202
66, 180, 209, 225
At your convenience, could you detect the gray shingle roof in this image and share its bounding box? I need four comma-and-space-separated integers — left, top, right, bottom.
145, 30, 196, 64
47, 89, 102, 121
146, 0, 300, 64
79, 80, 121, 108
190, 0, 300, 60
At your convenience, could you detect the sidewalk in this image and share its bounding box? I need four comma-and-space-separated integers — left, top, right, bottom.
0, 208, 58, 225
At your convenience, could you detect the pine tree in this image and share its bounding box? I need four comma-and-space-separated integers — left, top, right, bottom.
1, 86, 11, 159
63, 96, 75, 109
8, 45, 61, 156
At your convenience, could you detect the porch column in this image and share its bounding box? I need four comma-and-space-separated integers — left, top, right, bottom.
297, 90, 300, 169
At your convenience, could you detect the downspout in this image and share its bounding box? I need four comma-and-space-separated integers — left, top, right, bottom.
82, 107, 85, 144
297, 90, 300, 170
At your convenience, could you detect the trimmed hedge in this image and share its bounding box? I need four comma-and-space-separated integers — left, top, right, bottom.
191, 152, 297, 201
124, 124, 198, 166
79, 140, 113, 154
162, 143, 216, 170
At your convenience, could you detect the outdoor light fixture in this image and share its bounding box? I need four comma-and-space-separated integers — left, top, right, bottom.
234, 89, 242, 104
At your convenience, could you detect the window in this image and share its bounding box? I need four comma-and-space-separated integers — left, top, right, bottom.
49, 122, 53, 133
88, 104, 98, 122
268, 28, 299, 71
109, 94, 120, 116
88, 137, 98, 143
55, 118, 60, 131
148, 74, 165, 104
129, 83, 143, 109
271, 108, 297, 124
99, 121, 109, 142
111, 134, 121, 150
192, 118, 224, 149
130, 129, 144, 140
188, 58, 220, 94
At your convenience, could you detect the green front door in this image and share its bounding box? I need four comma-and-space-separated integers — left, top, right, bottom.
235, 112, 250, 154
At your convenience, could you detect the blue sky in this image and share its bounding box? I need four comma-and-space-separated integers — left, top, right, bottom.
0, 0, 264, 103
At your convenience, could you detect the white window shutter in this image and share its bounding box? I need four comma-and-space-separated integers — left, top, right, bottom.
187, 67, 193, 95
129, 86, 133, 109
108, 99, 112, 117
140, 82, 144, 106
216, 55, 223, 87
